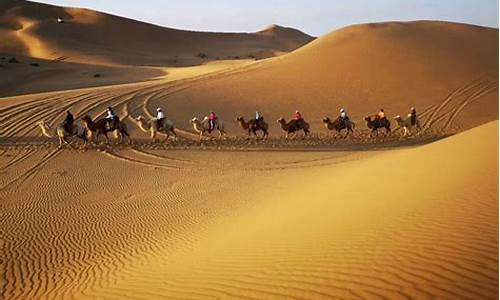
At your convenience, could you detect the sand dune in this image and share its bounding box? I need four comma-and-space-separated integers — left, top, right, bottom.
161, 21, 498, 133
1, 20, 497, 142
0, 3, 497, 298
0, 0, 314, 66
1, 120, 497, 299
0, 54, 169, 97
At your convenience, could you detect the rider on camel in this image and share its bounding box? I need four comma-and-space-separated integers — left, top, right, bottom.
208, 111, 218, 133
63, 111, 74, 133
410, 107, 417, 126
157, 108, 165, 130
105, 107, 117, 130
340, 108, 349, 125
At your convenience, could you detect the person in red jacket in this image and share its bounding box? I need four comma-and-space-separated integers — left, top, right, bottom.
208, 111, 218, 133
294, 110, 303, 121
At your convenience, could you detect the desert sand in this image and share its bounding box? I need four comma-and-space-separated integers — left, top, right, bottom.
2, 121, 498, 299
0, 0, 498, 299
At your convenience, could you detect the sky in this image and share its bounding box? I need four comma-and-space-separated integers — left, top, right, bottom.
37, 0, 499, 36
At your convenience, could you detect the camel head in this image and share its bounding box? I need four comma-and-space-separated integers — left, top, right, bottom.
135, 116, 145, 122
37, 120, 46, 126
277, 117, 285, 124
235, 116, 244, 122
394, 115, 402, 121
202, 116, 209, 122
190, 117, 199, 124
364, 116, 371, 122
82, 115, 92, 122
322, 117, 330, 123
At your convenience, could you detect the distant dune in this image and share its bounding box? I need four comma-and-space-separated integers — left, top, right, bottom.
162, 21, 498, 133
0, 0, 314, 66
0, 55, 168, 97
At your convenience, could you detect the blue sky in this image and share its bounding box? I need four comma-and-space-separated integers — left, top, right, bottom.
38, 0, 499, 36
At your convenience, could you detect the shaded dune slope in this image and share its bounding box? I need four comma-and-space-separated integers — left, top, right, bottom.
0, 0, 314, 66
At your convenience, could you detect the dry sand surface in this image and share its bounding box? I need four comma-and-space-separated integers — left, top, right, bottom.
1, 120, 498, 299
0, 1, 498, 299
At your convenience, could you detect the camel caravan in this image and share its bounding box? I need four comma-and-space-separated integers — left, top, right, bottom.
37, 106, 423, 146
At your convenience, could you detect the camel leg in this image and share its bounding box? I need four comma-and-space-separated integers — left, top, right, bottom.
59, 134, 72, 148
170, 129, 177, 141
415, 121, 422, 134
116, 130, 123, 143
150, 129, 156, 143
64, 137, 74, 148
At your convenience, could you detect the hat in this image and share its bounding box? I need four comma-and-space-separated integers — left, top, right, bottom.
157, 107, 162, 111
340, 108, 345, 113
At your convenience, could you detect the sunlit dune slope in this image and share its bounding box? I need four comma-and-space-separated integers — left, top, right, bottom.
1, 118, 497, 299
160, 21, 498, 133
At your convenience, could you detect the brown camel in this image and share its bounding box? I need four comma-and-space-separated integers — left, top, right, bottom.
322, 117, 356, 137
364, 116, 391, 136
235, 116, 269, 138
277, 118, 310, 138
81, 115, 130, 143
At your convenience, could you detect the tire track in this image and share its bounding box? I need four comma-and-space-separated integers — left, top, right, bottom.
130, 148, 196, 164
0, 148, 61, 191
423, 77, 489, 129
443, 79, 498, 131
101, 150, 181, 170
0, 149, 36, 172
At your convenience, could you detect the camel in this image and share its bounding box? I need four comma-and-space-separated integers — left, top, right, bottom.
190, 116, 227, 140
277, 118, 310, 138
37, 120, 87, 146
81, 115, 130, 143
364, 116, 391, 136
322, 117, 355, 137
394, 114, 421, 136
135, 116, 177, 141
235, 116, 269, 138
